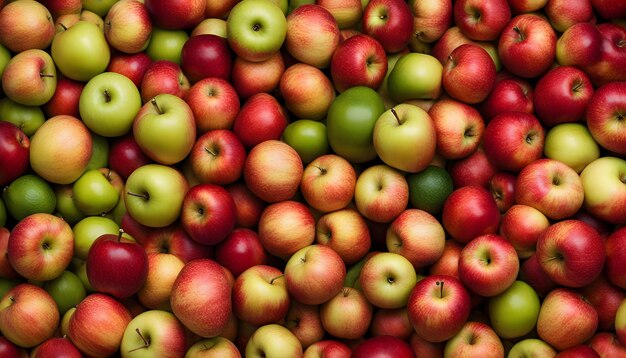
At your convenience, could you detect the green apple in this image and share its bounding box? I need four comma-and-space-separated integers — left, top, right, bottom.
2, 174, 56, 221
124, 164, 189, 228
373, 104, 437, 173
133, 94, 196, 165
543, 123, 600, 173
282, 119, 329, 164
387, 52, 443, 102
326, 86, 385, 163
0, 43, 11, 86
378, 52, 406, 109
0, 278, 22, 299
70, 258, 93, 293
51, 21, 111, 82
42, 270, 86, 316
145, 27, 189, 65
54, 184, 86, 225
85, 133, 110, 171
72, 169, 120, 216
120, 310, 187, 357
72, 216, 121, 259
580, 156, 626, 225
79, 72, 142, 138
226, 0, 287, 62
0, 97, 46, 137
287, 0, 315, 13
507, 338, 557, 358
82, 0, 118, 17
488, 280, 541, 339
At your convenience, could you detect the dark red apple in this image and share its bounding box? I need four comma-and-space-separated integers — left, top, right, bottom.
181, 34, 233, 83
108, 134, 153, 180
181, 183, 237, 246
140, 224, 214, 263
215, 228, 268, 278
106, 51, 152, 89
352, 335, 415, 358
41, 75, 84, 118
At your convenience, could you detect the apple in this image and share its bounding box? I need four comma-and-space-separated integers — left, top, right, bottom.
581, 275, 626, 332
226, 183, 266, 229
354, 164, 409, 223
482, 112, 545, 172
283, 300, 325, 349
192, 18, 228, 37
181, 34, 233, 83
409, 0, 453, 44
481, 77, 534, 121
499, 204, 550, 258
0, 122, 29, 187
230, 52, 285, 99
284, 4, 340, 68
556, 22, 603, 67
185, 77, 240, 133
226, 0, 287, 62
428, 98, 484, 160
358, 252, 418, 309
316, 0, 362, 29
543, 123, 600, 174
556, 345, 601, 358
281, 119, 329, 164
215, 229, 267, 278
144, 0, 205, 30
232, 265, 289, 326
329, 34, 388, 93
515, 158, 584, 220
299, 154, 356, 213
507, 339, 557, 358
449, 147, 498, 192
605, 227, 626, 289
303, 339, 352, 357
181, 183, 236, 246
108, 134, 153, 180
316, 208, 371, 266
140, 60, 190, 103
352, 335, 414, 358
373, 104, 437, 173
104, 0, 153, 54
442, 185, 501, 244
487, 280, 540, 339
233, 93, 289, 149
453, 0, 511, 41
124, 164, 189, 228
1, 49, 57, 107
407, 274, 471, 343
144, 27, 189, 65
362, 0, 414, 53
0, 228, 18, 279
185, 337, 240, 358
257, 199, 316, 259
139, 224, 213, 263
536, 288, 599, 351
189, 129, 245, 186
245, 324, 303, 357
586, 81, 626, 155
544, 0, 595, 32
386, 209, 445, 269
319, 287, 373, 339
536, 219, 606, 288
0, 0, 55, 53
518, 254, 557, 298
580, 156, 626, 225
444, 321, 504, 357
120, 309, 188, 357
30, 337, 82, 358
387, 52, 443, 102
42, 269, 86, 316
443, 44, 496, 104
369, 308, 412, 340
106, 51, 152, 89
71, 169, 120, 216
497, 14, 557, 78
279, 63, 336, 120
488, 171, 517, 213
588, 332, 626, 358
136, 253, 184, 310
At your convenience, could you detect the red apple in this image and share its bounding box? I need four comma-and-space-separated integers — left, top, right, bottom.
580, 276, 626, 332
429, 239, 463, 278
185, 77, 240, 133
279, 63, 336, 120
480, 77, 534, 121
499, 204, 550, 258
303, 339, 352, 357
444, 321, 505, 357
300, 154, 356, 213
144, 0, 206, 30
257, 200, 315, 259
447, 147, 497, 189
362, 0, 414, 53
284, 4, 340, 68
284, 301, 325, 349
354, 164, 409, 224
181, 183, 237, 246
443, 44, 496, 104
583, 23, 626, 86
41, 75, 84, 119
320, 287, 373, 340
140, 224, 213, 263
233, 94, 289, 149
556, 22, 603, 67
215, 228, 268, 278
316, 208, 371, 266
140, 60, 190, 103
106, 51, 152, 89
225, 182, 265, 229
518, 254, 557, 297
30, 337, 82, 358
330, 34, 388, 93
605, 227, 626, 289
386, 209, 446, 269
428, 98, 485, 160
352, 335, 415, 358
442, 185, 501, 244
409, 0, 453, 44
588, 332, 626, 358
488, 171, 517, 213
230, 52, 285, 99
232, 265, 290, 326
0, 121, 30, 187
181, 34, 232, 83
586, 81, 626, 155
108, 133, 153, 180
453, 0, 511, 41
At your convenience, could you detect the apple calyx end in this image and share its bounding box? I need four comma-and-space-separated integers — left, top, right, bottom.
128, 328, 150, 352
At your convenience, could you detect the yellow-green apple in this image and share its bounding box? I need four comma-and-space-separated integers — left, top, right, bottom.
458, 234, 519, 297
139, 224, 214, 263
124, 164, 189, 228
300, 154, 356, 213
580, 156, 626, 225
243, 140, 303, 203
230, 52, 285, 99
181, 34, 233, 83
326, 86, 385, 163
136, 252, 184, 310
480, 77, 534, 121
245, 324, 303, 358
185, 78, 240, 133
489, 171, 517, 213
2, 174, 55, 220
362, 0, 413, 53
544, 123, 600, 173
81, 0, 116, 17
51, 20, 110, 82
144, 0, 205, 29
444, 321, 504, 357
0, 97, 46, 137
316, 208, 371, 266
140, 60, 191, 103
537, 288, 598, 351
369, 308, 412, 339
581, 276, 626, 332
497, 14, 557, 78
133, 94, 196, 165
443, 44, 496, 104
536, 219, 605, 288
185, 337, 240, 358
72, 216, 123, 260
104, 0, 153, 54
279, 63, 335, 120
233, 93, 289, 148
514, 158, 584, 220
226, 183, 265, 229
482, 112, 545, 172
507, 339, 557, 358
68, 293, 132, 357
108, 134, 153, 180
283, 301, 325, 349
282, 119, 330, 164
303, 339, 352, 357
29, 115, 92, 185
226, 0, 287, 62
586, 81, 626, 155
191, 18, 228, 37
581, 23, 626, 86
373, 104, 437, 173
0, 122, 29, 187
42, 269, 86, 316
429, 239, 463, 278
556, 22, 603, 67
72, 169, 120, 216
316, 0, 361, 29
329, 34, 388, 93
285, 4, 340, 68
79, 72, 142, 138
499, 204, 549, 258
408, 0, 453, 44
319, 287, 373, 339
0, 284, 59, 348
588, 332, 626, 357
0, 228, 19, 279
30, 337, 82, 358
170, 259, 232, 338
7, 213, 73, 281
60, 306, 75, 337
106, 51, 152, 89
442, 185, 501, 244
358, 252, 417, 309
0, 0, 55, 52
407, 274, 471, 342
387, 52, 443, 102
352, 335, 414, 357
386, 209, 445, 269
145, 27, 188, 65
605, 227, 626, 289
120, 309, 187, 358
189, 130, 246, 186
181, 183, 236, 246
487, 280, 540, 339
354, 164, 409, 223
448, 147, 497, 188
284, 244, 346, 306
232, 265, 290, 326
86, 230, 148, 299
519, 254, 557, 297
453, 0, 511, 41
1, 49, 57, 107
429, 98, 484, 160
215, 228, 267, 278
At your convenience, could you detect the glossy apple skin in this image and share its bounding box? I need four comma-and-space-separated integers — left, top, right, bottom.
442, 185, 501, 244
362, 0, 414, 53
215, 228, 268, 278
556, 22, 603, 67
605, 227, 626, 290
453, 0, 511, 41
233, 93, 289, 149
0, 121, 30, 187
352, 335, 415, 358
185, 77, 240, 133
140, 60, 190, 102
284, 4, 340, 68
330, 34, 388, 93
181, 34, 232, 83
144, 0, 206, 30
443, 44, 496, 104
31, 337, 82, 358
586, 81, 626, 155
481, 78, 534, 121
580, 276, 626, 332
225, 183, 265, 229
108, 134, 153, 180
230, 52, 285, 100
106, 51, 152, 88
181, 183, 237, 246
447, 148, 497, 189
140, 224, 214, 263
41, 75, 84, 119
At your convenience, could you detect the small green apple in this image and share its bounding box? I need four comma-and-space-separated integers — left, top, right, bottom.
145, 27, 189, 65
72, 169, 120, 216
387, 52, 443, 102
82, 0, 118, 17
85, 133, 110, 171
54, 184, 86, 225
0, 97, 46, 137
282, 119, 329, 164
488, 280, 541, 339
72, 216, 121, 259
42, 270, 86, 316
543, 123, 600, 173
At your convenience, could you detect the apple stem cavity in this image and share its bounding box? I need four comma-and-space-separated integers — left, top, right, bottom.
103, 89, 112, 103
390, 107, 402, 125
40, 73, 54, 78
204, 146, 218, 157
150, 98, 163, 114
315, 166, 327, 175
513, 26, 525, 41
127, 191, 149, 201
128, 328, 150, 352
270, 274, 284, 285
436, 280, 444, 298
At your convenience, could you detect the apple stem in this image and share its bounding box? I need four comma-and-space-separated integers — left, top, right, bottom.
40, 73, 55, 78
252, 23, 261, 32
151, 98, 163, 114
126, 191, 149, 200
128, 328, 150, 352
204, 146, 218, 157
59, 23, 67, 31
117, 229, 125, 243
270, 274, 284, 285
390, 107, 402, 125
436, 281, 444, 298
104, 89, 111, 103
315, 165, 327, 175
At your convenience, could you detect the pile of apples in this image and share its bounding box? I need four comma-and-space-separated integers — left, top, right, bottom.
0, 0, 625, 356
